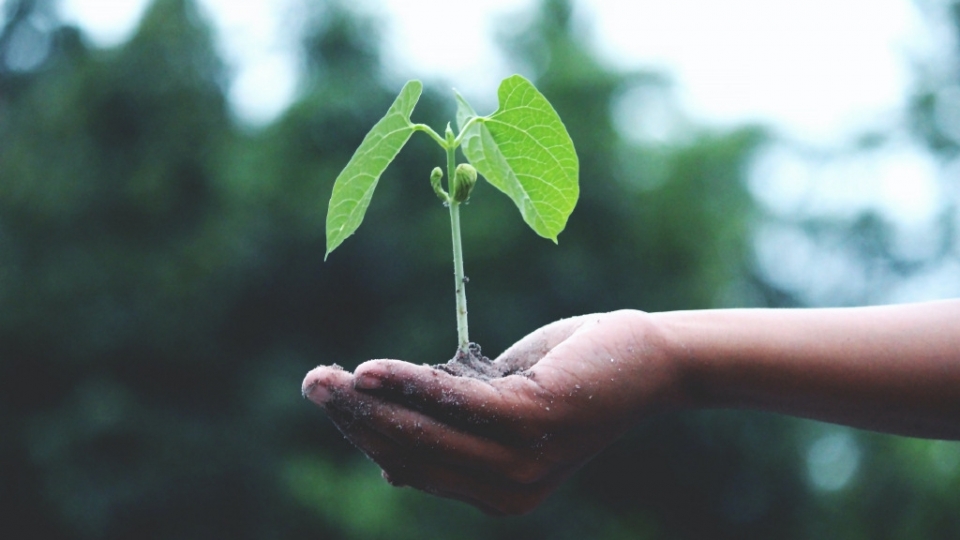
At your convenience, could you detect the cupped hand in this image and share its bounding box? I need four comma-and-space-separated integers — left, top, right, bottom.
301, 310, 685, 515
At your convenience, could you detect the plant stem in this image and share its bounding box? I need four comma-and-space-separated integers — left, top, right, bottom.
449, 201, 469, 353
446, 138, 470, 354
412, 123, 446, 147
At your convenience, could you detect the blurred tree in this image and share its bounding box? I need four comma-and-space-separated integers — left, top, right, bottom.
2, 0, 956, 538
725, 1, 960, 538
911, 0, 960, 159
752, 0, 960, 310
0, 0, 316, 538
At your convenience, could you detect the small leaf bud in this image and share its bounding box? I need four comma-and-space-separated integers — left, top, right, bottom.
451, 163, 477, 203
430, 167, 449, 202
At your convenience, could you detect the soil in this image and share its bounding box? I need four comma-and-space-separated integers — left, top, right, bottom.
434, 342, 528, 381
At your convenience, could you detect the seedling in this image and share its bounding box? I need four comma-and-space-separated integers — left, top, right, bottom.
325, 75, 579, 359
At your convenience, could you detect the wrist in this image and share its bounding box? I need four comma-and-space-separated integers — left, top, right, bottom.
610, 309, 699, 417
647, 310, 719, 411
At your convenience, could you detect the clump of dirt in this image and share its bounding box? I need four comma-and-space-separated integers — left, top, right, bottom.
435, 342, 526, 381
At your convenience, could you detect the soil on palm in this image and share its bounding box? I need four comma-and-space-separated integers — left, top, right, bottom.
435, 342, 525, 381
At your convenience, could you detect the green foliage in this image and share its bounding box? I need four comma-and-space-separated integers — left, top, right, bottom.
324, 74, 579, 257
457, 75, 579, 242
323, 73, 579, 351
325, 80, 422, 258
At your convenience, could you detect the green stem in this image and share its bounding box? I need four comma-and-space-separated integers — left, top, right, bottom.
412, 123, 446, 147
449, 202, 469, 353
446, 137, 470, 354
451, 115, 483, 147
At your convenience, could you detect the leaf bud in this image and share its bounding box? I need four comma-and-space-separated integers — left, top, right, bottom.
429, 166, 449, 202
451, 163, 477, 203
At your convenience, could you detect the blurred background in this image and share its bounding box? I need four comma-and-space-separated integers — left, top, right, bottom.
1, 0, 958, 537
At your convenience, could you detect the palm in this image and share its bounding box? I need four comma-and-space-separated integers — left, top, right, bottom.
302, 310, 676, 515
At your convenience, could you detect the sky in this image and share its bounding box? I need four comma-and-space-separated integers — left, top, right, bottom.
43, 0, 936, 140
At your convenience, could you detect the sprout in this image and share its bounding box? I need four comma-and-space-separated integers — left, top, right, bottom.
451, 163, 477, 203
324, 75, 579, 356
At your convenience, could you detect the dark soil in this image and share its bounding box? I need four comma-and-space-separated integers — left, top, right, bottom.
435, 342, 526, 381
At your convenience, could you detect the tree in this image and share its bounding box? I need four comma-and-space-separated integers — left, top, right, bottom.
4, 0, 956, 538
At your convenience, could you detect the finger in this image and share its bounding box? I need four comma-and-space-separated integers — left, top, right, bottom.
324, 399, 403, 463
304, 366, 572, 516
368, 404, 553, 485
302, 365, 426, 467
329, 375, 553, 482
319, 388, 558, 516
493, 315, 590, 367
302, 365, 353, 406
350, 318, 592, 433
352, 360, 541, 434
351, 316, 589, 407
302, 363, 534, 473
324, 384, 559, 515
328, 401, 546, 516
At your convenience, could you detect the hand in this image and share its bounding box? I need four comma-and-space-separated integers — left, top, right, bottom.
301, 310, 686, 515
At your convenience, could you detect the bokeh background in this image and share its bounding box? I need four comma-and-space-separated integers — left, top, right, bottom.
2, 0, 959, 538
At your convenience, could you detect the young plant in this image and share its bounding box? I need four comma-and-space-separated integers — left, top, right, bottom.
325, 75, 579, 359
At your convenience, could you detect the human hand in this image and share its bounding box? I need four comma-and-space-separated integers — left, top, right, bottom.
301, 310, 686, 515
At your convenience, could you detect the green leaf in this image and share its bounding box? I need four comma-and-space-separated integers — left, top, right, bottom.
325, 80, 422, 258
456, 75, 579, 242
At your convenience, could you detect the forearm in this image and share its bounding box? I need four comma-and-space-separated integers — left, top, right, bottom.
653, 300, 960, 439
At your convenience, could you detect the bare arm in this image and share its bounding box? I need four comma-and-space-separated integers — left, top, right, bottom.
661, 300, 960, 439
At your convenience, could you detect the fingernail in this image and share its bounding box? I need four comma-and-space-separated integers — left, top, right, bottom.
354, 373, 382, 390
302, 379, 332, 404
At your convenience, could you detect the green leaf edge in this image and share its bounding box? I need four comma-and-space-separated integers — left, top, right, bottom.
456, 74, 579, 242
324, 80, 423, 259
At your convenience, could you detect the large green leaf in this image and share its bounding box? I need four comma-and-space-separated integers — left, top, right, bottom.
325, 80, 422, 258
456, 75, 579, 242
